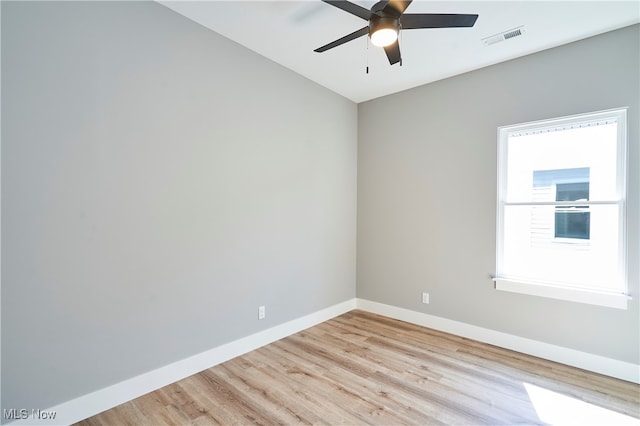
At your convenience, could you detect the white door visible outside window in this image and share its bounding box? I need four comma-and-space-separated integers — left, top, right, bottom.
495, 108, 628, 309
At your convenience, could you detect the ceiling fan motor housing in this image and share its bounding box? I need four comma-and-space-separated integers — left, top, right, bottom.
369, 15, 400, 38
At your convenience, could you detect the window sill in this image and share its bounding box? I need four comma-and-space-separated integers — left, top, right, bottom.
493, 278, 630, 309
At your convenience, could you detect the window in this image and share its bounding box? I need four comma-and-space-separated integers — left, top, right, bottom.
495, 108, 628, 309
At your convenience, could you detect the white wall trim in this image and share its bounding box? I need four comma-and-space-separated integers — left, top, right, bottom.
494, 278, 630, 310
356, 298, 640, 384
9, 299, 356, 426
10, 297, 638, 425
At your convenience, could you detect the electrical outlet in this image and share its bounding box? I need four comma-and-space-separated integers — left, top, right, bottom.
422, 292, 430, 304
258, 305, 266, 320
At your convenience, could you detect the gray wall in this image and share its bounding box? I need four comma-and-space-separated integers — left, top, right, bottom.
1, 1, 357, 412
357, 24, 639, 364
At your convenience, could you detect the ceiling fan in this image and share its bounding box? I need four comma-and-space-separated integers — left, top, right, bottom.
314, 0, 478, 65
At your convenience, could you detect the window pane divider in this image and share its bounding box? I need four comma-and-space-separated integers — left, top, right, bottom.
503, 200, 621, 206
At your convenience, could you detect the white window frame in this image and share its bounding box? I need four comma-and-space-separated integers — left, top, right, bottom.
494, 108, 629, 309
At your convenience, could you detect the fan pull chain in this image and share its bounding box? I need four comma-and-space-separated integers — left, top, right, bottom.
399, 28, 403, 67
365, 35, 370, 74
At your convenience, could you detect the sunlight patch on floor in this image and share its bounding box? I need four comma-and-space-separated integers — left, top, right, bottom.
524, 383, 639, 425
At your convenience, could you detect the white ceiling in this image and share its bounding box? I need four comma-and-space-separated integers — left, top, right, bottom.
160, 1, 640, 103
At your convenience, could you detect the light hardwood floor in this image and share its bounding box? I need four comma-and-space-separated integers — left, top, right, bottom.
77, 310, 640, 425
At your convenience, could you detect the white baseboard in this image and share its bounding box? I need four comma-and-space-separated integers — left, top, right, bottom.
11, 297, 638, 425
356, 298, 640, 384
10, 299, 356, 426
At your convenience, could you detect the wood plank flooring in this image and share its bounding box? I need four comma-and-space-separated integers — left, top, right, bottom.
76, 310, 640, 425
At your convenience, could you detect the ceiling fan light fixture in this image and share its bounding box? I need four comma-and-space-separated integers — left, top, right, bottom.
370, 28, 398, 47
369, 16, 399, 47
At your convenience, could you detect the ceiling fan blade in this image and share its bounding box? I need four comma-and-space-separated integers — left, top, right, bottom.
383, 40, 401, 65
401, 13, 478, 29
314, 26, 370, 53
321, 0, 371, 20
382, 0, 413, 17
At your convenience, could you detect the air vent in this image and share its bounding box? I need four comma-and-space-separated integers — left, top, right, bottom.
482, 26, 525, 46
503, 28, 522, 40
